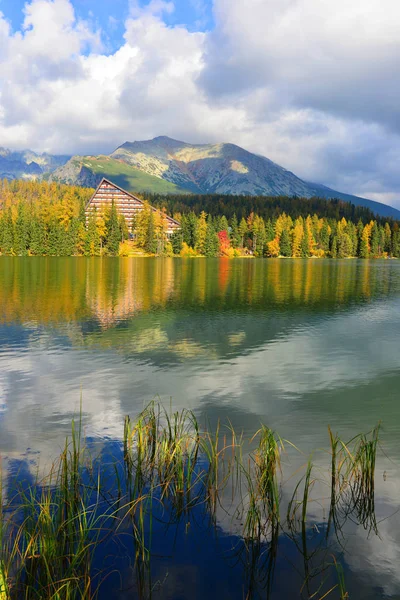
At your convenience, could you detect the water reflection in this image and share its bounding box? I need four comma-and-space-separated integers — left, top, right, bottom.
1, 257, 400, 597
0, 258, 398, 327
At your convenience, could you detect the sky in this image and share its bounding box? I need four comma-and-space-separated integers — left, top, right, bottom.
0, 0, 399, 206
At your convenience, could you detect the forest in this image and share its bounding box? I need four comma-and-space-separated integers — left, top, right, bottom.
0, 179, 399, 258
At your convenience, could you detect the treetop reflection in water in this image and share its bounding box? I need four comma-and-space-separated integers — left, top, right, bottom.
1, 258, 400, 598
0, 257, 398, 327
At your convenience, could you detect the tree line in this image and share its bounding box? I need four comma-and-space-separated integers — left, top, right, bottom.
144, 192, 387, 224
172, 211, 400, 258
0, 179, 399, 258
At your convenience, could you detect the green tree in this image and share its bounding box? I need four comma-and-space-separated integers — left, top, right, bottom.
370, 222, 379, 257
204, 217, 219, 257
195, 211, 208, 254
320, 221, 330, 252
145, 210, 157, 254
30, 214, 46, 255
0, 208, 14, 255
279, 229, 291, 257
106, 200, 121, 256
230, 214, 240, 248
171, 229, 183, 255
238, 217, 248, 248
85, 210, 100, 256
14, 203, 30, 255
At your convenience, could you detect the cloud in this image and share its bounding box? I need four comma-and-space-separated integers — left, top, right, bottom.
0, 0, 399, 204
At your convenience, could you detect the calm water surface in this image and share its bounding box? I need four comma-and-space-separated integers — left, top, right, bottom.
1, 257, 400, 599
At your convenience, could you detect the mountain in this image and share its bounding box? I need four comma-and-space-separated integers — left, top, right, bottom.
0, 148, 70, 180
49, 155, 187, 194
3, 137, 399, 218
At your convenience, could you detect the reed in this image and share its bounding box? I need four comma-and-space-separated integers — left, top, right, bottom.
252, 426, 282, 525
0, 402, 381, 599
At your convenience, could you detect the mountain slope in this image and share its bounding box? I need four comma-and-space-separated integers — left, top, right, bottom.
49, 155, 188, 194
0, 148, 70, 180
8, 136, 399, 219
109, 136, 400, 218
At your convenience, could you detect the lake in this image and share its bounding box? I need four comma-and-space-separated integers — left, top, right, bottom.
1, 257, 400, 599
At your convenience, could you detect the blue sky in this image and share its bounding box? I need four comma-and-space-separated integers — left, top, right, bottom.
0, 0, 399, 206
0, 0, 214, 52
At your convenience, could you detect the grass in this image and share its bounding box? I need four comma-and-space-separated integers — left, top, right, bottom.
0, 401, 381, 599
79, 157, 189, 195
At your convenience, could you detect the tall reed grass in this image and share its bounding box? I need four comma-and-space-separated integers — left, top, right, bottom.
0, 402, 380, 599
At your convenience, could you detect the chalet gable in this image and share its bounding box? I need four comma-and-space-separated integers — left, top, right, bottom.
86, 178, 180, 234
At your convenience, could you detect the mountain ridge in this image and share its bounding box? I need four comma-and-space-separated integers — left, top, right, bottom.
0, 136, 398, 218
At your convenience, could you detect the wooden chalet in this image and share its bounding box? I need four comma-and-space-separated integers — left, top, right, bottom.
86, 178, 180, 235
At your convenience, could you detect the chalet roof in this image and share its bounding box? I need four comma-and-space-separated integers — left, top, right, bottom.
87, 177, 180, 226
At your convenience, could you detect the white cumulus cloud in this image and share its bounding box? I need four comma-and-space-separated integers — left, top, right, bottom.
0, 0, 399, 204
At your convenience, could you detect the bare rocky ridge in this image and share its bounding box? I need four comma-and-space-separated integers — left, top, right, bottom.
0, 148, 70, 180
1, 137, 399, 218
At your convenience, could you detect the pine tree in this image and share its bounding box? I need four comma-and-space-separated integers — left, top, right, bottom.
85, 210, 100, 256
14, 203, 29, 256
1, 208, 14, 255
356, 219, 364, 256
78, 199, 86, 225
171, 229, 183, 255
384, 223, 392, 254
280, 229, 291, 257
230, 214, 240, 248
320, 222, 330, 252
47, 218, 62, 256
204, 218, 219, 257
106, 200, 121, 256
30, 212, 47, 255
195, 211, 207, 254
265, 219, 275, 243
330, 236, 338, 258
238, 218, 248, 248
145, 210, 157, 254
370, 222, 379, 257
392, 224, 400, 257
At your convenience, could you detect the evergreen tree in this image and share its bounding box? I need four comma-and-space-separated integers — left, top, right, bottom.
181, 212, 197, 247
145, 210, 157, 254
230, 214, 240, 248
330, 235, 338, 258
85, 210, 100, 256
337, 232, 352, 258
194, 211, 207, 254
78, 199, 86, 225
14, 203, 29, 255
265, 219, 275, 243
279, 229, 291, 257
370, 222, 379, 257
30, 214, 46, 256
0, 208, 14, 255
384, 223, 392, 254
392, 224, 400, 257
238, 218, 248, 248
204, 218, 219, 257
119, 215, 129, 242
66, 217, 80, 256
356, 219, 364, 256
106, 200, 121, 256
320, 221, 330, 252
218, 215, 229, 234
171, 229, 183, 255
47, 218, 62, 256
